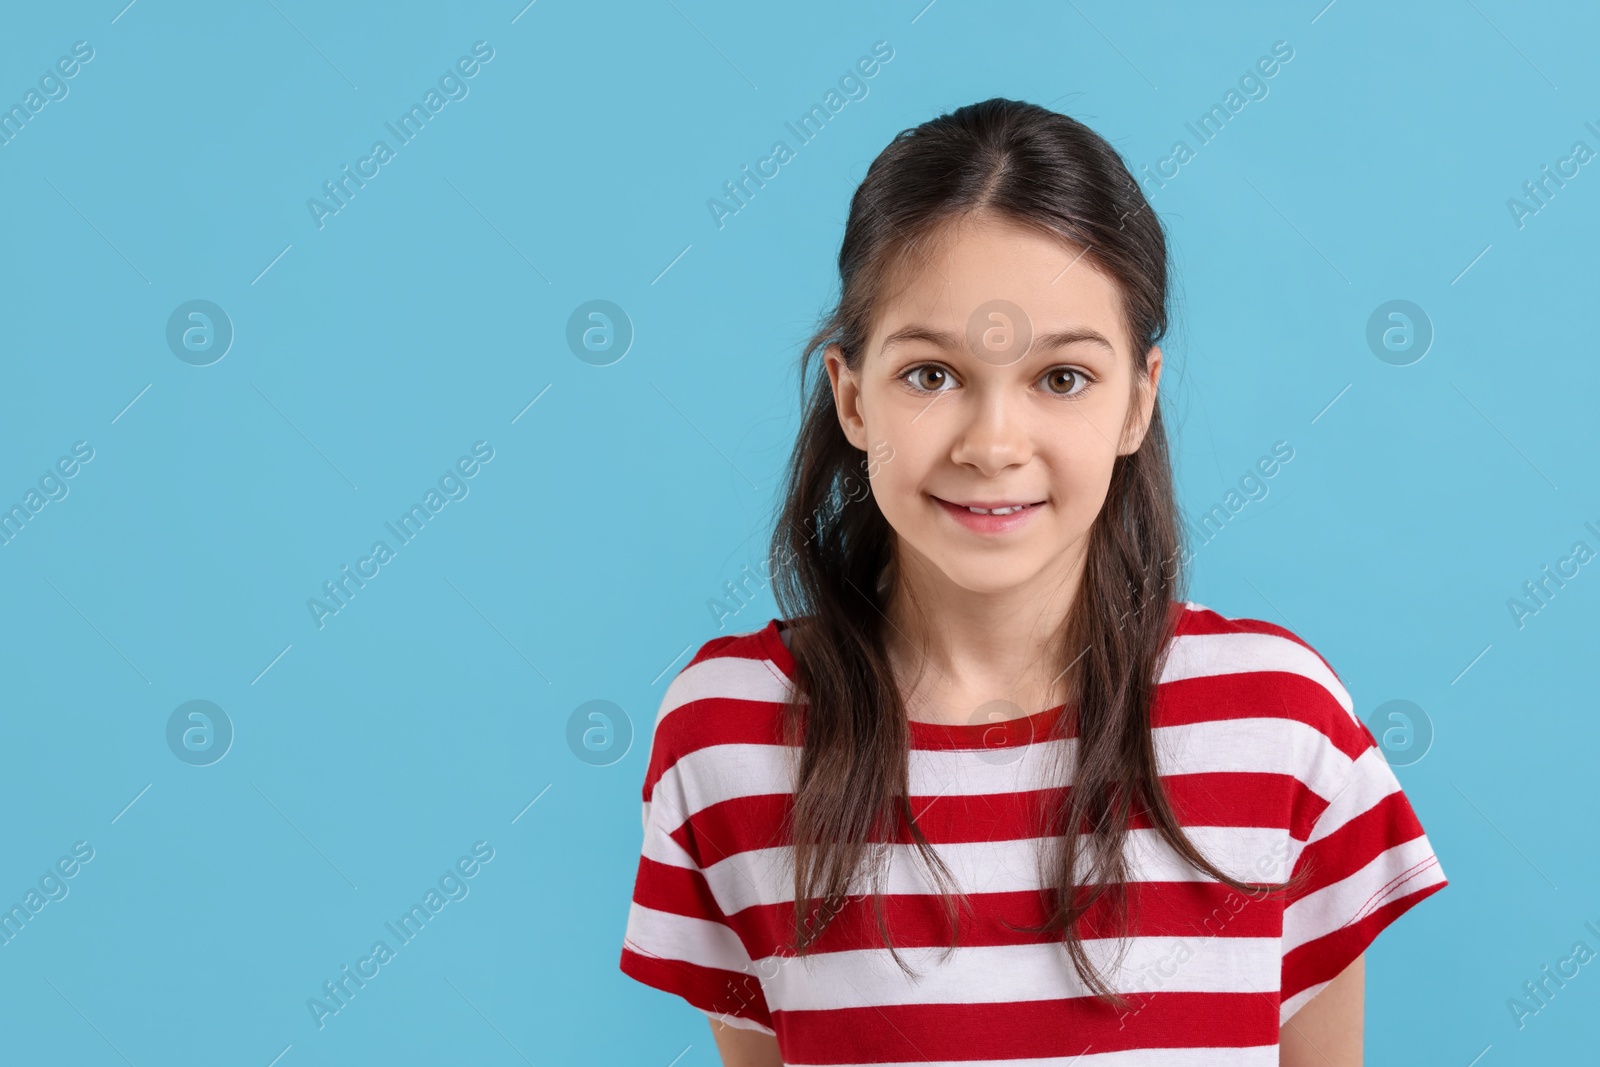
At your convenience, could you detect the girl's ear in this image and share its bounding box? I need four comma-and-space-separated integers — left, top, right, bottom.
824, 343, 870, 451
1118, 344, 1164, 455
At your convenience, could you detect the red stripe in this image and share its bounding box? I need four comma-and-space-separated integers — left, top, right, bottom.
728, 880, 1289, 959
774, 990, 1279, 1063
682, 772, 1328, 862
643, 694, 792, 797
681, 793, 792, 864
637, 857, 1293, 966
907, 703, 1071, 749
619, 945, 773, 1028
631, 855, 738, 929
1287, 790, 1426, 900
909, 772, 1313, 841
1152, 671, 1371, 760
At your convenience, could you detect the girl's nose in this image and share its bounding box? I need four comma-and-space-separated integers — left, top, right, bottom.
949, 388, 1032, 476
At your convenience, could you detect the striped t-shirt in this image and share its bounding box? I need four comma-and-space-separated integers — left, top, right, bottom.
619, 603, 1447, 1065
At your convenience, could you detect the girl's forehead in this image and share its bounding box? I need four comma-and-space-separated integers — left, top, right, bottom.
864, 223, 1128, 358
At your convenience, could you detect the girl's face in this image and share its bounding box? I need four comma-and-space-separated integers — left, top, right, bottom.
825, 212, 1162, 598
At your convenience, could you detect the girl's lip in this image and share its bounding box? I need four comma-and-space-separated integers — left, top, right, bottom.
931, 495, 1045, 534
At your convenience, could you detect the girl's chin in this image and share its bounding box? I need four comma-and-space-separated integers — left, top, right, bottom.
923, 556, 1061, 597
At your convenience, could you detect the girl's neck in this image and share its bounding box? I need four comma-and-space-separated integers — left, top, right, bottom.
882, 545, 1085, 724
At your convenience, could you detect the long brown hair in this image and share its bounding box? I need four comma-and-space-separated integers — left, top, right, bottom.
767, 97, 1299, 1006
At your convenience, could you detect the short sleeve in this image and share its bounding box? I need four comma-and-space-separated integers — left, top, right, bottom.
1279, 720, 1448, 1022
618, 690, 775, 1035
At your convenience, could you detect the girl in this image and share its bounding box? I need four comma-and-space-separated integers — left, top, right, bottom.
620, 98, 1446, 1066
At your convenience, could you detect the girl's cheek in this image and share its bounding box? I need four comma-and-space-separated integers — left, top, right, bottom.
865, 440, 895, 477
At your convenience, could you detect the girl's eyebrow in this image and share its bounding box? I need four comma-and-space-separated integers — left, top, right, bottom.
880, 322, 1117, 356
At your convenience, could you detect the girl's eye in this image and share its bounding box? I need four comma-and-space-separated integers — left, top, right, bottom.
899, 364, 1093, 396
902, 364, 955, 392
1041, 367, 1091, 397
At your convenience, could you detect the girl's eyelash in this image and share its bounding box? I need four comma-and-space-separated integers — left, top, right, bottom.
897, 363, 1097, 396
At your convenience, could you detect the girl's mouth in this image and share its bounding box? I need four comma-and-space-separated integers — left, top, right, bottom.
931, 495, 1045, 534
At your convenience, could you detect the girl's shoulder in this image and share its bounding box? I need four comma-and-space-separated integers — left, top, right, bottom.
1165, 600, 1366, 749
663, 618, 796, 713
1170, 599, 1349, 692
643, 619, 796, 776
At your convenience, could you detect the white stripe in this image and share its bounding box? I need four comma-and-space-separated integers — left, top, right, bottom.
639, 794, 698, 871
624, 901, 754, 975
1281, 835, 1445, 954
649, 716, 1355, 838
657, 649, 793, 726
760, 935, 1281, 1011
640, 820, 699, 870
788, 1046, 1277, 1067
703, 826, 1296, 915
695, 1006, 775, 1036
1159, 631, 1353, 718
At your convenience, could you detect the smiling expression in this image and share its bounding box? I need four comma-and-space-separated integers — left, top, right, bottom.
825, 211, 1163, 597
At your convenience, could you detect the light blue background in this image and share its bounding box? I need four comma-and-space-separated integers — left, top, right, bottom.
1, 1, 1595, 1063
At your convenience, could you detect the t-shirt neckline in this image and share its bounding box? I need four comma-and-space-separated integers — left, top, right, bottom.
755, 618, 1069, 751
